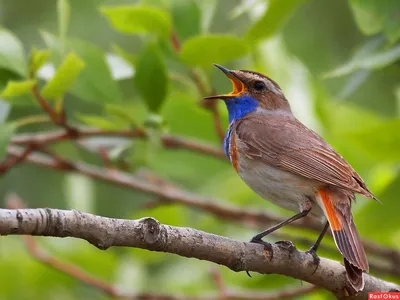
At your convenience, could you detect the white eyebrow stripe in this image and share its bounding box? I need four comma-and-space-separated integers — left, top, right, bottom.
263, 79, 283, 96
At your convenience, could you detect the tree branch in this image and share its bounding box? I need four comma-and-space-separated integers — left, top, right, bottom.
6, 194, 316, 300
0, 208, 398, 299
11, 128, 226, 160
0, 146, 35, 173
7, 145, 400, 277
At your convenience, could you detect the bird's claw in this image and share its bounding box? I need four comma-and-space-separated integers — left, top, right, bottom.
246, 237, 273, 277
306, 246, 320, 274
250, 237, 273, 249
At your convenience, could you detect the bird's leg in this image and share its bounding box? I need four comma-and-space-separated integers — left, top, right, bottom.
307, 221, 329, 254
306, 221, 329, 273
245, 208, 312, 278
250, 208, 312, 244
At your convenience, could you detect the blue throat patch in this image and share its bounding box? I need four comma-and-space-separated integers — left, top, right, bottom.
224, 94, 259, 123
223, 94, 258, 159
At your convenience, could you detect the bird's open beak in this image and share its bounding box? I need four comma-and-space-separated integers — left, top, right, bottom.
204, 64, 245, 100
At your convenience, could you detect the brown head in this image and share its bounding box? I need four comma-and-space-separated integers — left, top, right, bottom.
205, 64, 291, 114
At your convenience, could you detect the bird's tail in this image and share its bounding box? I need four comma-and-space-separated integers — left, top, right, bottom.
316, 189, 369, 292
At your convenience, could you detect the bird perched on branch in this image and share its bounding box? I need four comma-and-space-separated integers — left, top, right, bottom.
205, 64, 378, 292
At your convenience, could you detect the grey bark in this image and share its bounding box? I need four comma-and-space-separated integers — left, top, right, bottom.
0, 208, 398, 299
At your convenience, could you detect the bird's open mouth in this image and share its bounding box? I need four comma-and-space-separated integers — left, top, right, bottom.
204, 64, 245, 100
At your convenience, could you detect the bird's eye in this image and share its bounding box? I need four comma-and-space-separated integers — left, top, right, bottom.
254, 81, 266, 91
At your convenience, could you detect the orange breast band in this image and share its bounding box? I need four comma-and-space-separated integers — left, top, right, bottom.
230, 134, 239, 172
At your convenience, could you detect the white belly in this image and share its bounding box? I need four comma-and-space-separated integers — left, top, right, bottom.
237, 156, 324, 219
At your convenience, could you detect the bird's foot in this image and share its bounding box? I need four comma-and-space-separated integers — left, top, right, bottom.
306, 245, 320, 274
246, 237, 273, 277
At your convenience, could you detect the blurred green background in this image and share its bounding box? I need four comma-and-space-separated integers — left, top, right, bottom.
0, 0, 399, 299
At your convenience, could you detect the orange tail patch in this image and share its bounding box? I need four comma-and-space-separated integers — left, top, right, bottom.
316, 188, 369, 291
318, 190, 341, 231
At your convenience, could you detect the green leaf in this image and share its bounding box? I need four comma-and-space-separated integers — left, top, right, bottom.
40, 31, 122, 103
134, 43, 168, 112
0, 123, 16, 160
349, 0, 400, 43
0, 28, 26, 76
348, 0, 382, 36
57, 0, 70, 54
0, 70, 36, 106
169, 0, 201, 41
105, 104, 136, 126
245, 0, 308, 42
324, 37, 400, 78
77, 114, 126, 130
1, 80, 36, 98
29, 48, 52, 76
180, 35, 249, 66
100, 5, 172, 37
41, 52, 85, 99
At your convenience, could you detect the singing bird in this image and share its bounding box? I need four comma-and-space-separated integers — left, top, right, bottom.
205, 64, 378, 291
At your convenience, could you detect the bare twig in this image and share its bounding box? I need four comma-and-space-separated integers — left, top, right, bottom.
0, 146, 35, 173
98, 147, 114, 169
31, 86, 77, 134
200, 98, 225, 143
211, 269, 227, 299
168, 30, 224, 142
170, 31, 181, 52
31, 86, 59, 124
12, 128, 226, 160
210, 104, 226, 143
6, 194, 119, 296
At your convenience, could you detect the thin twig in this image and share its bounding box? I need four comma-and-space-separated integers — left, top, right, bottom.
31, 86, 58, 124
170, 31, 181, 52
204, 99, 225, 143
6, 194, 119, 296
0, 146, 35, 173
211, 269, 227, 299
169, 30, 224, 141
31, 86, 77, 134
11, 128, 226, 160
98, 147, 114, 169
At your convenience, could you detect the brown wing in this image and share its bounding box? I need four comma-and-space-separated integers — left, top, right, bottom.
234, 112, 376, 199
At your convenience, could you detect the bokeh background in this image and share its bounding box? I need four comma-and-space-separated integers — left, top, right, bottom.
0, 0, 399, 299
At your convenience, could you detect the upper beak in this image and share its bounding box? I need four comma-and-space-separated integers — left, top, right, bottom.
204, 64, 245, 100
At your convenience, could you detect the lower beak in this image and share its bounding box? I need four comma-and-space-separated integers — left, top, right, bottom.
204, 64, 245, 100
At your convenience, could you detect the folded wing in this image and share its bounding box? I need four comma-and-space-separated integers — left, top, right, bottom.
234, 112, 375, 199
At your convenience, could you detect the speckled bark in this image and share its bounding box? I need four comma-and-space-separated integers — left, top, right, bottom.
0, 208, 398, 299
